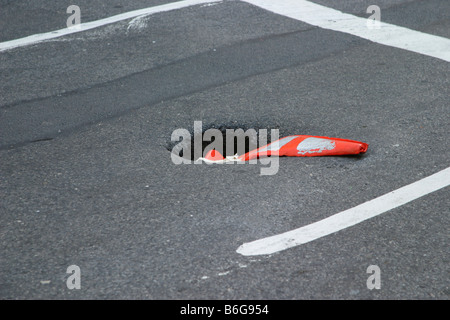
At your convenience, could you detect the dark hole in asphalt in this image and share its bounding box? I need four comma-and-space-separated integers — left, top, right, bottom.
167, 122, 281, 161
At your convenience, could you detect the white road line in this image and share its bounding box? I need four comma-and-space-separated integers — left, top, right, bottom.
0, 0, 221, 52
242, 0, 450, 62
237, 166, 450, 256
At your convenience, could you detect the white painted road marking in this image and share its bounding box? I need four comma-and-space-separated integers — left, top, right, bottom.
242, 0, 450, 62
0, 0, 222, 52
237, 166, 450, 256
2, 0, 449, 62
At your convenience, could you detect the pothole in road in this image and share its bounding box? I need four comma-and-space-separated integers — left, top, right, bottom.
166, 121, 281, 162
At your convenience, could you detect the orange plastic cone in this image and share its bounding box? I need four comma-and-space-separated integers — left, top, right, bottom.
203, 149, 227, 162
200, 135, 368, 163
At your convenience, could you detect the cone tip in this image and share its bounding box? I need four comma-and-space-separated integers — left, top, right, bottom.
360, 143, 369, 153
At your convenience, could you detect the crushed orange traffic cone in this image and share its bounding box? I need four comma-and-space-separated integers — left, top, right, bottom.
200, 135, 368, 163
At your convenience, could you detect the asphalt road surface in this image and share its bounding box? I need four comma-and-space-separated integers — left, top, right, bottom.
1, 0, 449, 300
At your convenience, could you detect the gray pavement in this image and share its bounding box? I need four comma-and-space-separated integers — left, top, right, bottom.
0, 0, 449, 300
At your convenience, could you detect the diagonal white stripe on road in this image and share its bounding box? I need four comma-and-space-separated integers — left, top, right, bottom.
0, 0, 222, 52
237, 166, 450, 256
242, 0, 450, 62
